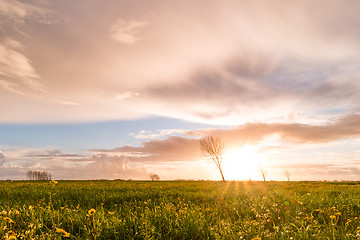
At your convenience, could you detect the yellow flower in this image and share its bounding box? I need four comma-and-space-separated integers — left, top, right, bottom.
108, 211, 114, 215
252, 238, 261, 240
50, 180, 58, 185
56, 228, 70, 237
335, 212, 341, 216
88, 208, 96, 215
3, 217, 15, 223
7, 230, 16, 236
330, 215, 336, 219
8, 236, 17, 240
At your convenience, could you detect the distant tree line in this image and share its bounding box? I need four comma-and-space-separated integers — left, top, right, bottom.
27, 170, 52, 180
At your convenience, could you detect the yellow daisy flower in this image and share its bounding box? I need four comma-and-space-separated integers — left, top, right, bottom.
88, 208, 96, 215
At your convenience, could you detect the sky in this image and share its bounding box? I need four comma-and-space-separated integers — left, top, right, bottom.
1, 0, 360, 181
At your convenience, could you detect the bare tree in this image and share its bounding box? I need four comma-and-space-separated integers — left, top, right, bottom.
150, 173, 160, 181
200, 136, 225, 181
284, 170, 291, 181
259, 168, 267, 182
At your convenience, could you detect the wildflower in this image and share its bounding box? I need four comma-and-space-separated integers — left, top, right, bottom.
251, 238, 261, 240
335, 212, 341, 216
56, 228, 70, 237
330, 215, 336, 219
8, 236, 17, 240
50, 180, 58, 185
108, 211, 114, 215
3, 217, 15, 223
7, 230, 16, 236
88, 208, 96, 215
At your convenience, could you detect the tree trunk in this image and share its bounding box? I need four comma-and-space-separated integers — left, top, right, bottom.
219, 167, 225, 182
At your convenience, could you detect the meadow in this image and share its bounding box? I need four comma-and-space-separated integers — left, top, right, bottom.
1, 180, 360, 239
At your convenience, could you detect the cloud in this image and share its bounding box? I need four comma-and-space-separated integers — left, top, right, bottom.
189, 113, 360, 147
109, 18, 148, 45
50, 154, 150, 180
90, 113, 360, 166
92, 136, 202, 163
267, 163, 360, 181
0, 1, 358, 124
0, 148, 151, 180
0, 79, 25, 95
0, 0, 34, 19
272, 163, 338, 169
113, 91, 140, 101
0, 0, 49, 96
0, 39, 43, 92
129, 129, 187, 140
144, 55, 360, 124
24, 149, 84, 159
1, 109, 360, 180
1, 0, 360, 126
129, 130, 162, 140
0, 151, 5, 166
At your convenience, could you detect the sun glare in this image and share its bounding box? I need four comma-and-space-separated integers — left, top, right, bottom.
223, 145, 260, 180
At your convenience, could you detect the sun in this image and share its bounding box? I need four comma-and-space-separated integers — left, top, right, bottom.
222, 145, 260, 180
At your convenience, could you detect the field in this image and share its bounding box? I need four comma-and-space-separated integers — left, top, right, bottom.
1, 181, 360, 239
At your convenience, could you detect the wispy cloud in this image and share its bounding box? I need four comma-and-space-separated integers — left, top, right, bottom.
0, 79, 25, 95
129, 129, 187, 140
0, 39, 43, 92
0, 0, 35, 19
109, 18, 148, 45
0, 0, 49, 96
113, 91, 140, 101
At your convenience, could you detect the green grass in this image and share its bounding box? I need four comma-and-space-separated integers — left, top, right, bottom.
1, 180, 360, 239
